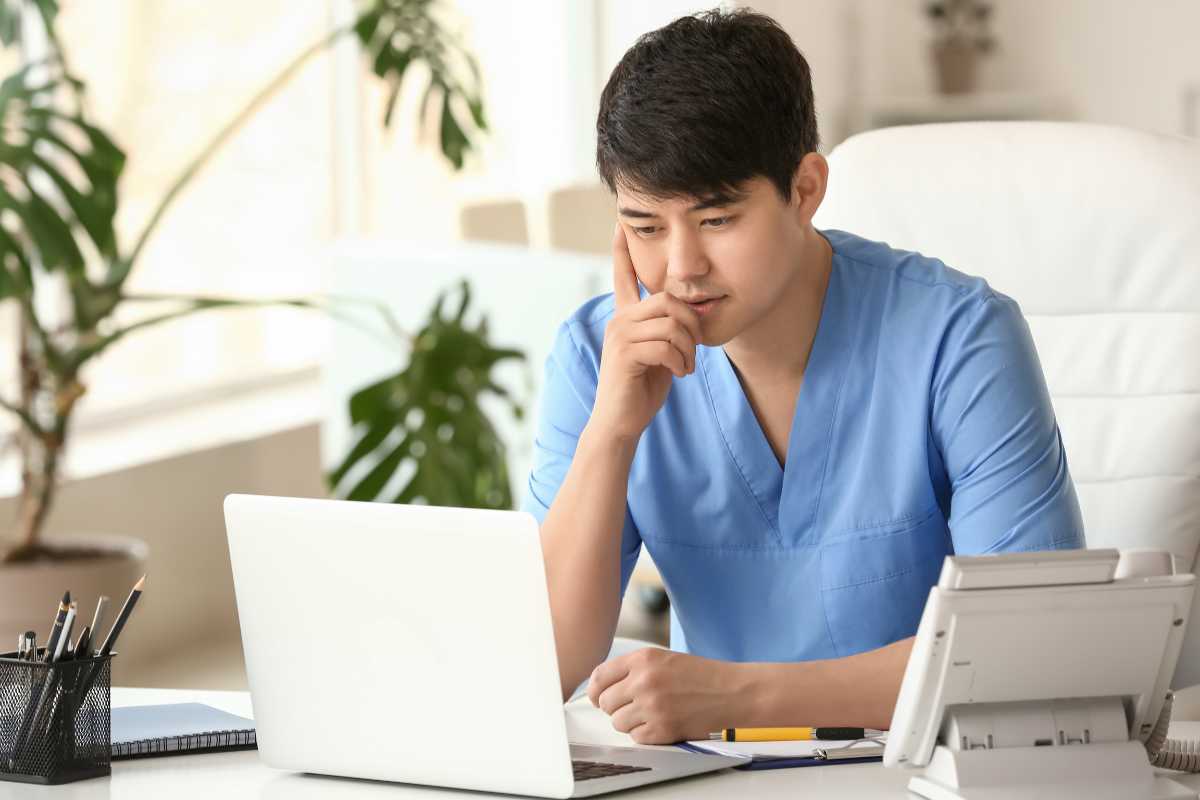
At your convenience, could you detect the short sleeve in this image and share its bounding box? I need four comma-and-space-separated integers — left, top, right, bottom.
520, 321, 643, 596
930, 293, 1086, 554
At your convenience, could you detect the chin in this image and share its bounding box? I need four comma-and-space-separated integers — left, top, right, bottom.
699, 321, 736, 348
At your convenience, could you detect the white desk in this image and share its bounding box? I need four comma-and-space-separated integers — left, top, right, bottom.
4, 688, 1200, 798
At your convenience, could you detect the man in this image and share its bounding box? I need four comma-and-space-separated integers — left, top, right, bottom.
522, 8, 1085, 745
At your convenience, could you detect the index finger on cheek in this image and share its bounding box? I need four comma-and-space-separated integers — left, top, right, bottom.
611, 223, 641, 309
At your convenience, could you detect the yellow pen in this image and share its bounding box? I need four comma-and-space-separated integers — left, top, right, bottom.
708, 726, 885, 742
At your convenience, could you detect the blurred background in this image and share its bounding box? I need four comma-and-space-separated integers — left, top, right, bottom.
1, 0, 1198, 690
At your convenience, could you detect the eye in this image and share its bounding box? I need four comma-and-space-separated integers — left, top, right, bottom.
632, 225, 660, 237
702, 215, 734, 228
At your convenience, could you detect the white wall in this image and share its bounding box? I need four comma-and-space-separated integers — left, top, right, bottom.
359, 0, 1200, 253
745, 0, 1200, 148
983, 0, 1200, 137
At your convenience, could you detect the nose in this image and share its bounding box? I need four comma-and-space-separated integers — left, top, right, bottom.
665, 229, 710, 283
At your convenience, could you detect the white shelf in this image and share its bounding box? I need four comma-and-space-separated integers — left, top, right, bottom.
848, 90, 1071, 136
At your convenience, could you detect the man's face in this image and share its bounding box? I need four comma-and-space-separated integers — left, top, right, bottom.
615, 175, 807, 347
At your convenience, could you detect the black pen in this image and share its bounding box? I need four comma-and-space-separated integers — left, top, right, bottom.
35, 623, 93, 745
52, 601, 77, 662
35, 599, 77, 748
10, 595, 67, 768
42, 591, 70, 663
72, 625, 92, 661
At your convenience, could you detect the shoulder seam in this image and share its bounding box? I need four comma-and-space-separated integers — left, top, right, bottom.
834, 248, 985, 299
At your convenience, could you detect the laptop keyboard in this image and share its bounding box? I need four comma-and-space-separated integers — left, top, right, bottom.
572, 759, 653, 782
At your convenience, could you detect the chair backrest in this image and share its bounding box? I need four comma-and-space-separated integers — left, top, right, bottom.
548, 183, 615, 254
459, 199, 530, 246
812, 121, 1200, 684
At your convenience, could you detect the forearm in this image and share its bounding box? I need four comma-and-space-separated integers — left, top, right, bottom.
736, 637, 914, 731
540, 423, 639, 700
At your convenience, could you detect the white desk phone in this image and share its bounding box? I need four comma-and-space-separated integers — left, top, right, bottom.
884, 547, 1200, 800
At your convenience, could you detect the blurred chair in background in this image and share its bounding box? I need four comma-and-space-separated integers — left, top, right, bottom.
813, 120, 1200, 709
459, 199, 530, 246
547, 184, 616, 254
460, 184, 616, 256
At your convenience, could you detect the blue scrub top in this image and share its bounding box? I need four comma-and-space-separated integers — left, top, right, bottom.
521, 228, 1086, 663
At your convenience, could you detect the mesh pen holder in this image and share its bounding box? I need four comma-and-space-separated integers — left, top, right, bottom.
0, 650, 113, 785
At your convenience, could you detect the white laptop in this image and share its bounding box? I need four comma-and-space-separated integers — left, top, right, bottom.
223, 494, 746, 797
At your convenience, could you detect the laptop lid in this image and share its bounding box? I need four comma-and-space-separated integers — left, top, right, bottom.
224, 494, 574, 798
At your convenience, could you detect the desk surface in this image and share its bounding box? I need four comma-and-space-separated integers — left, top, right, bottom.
3, 688, 1200, 798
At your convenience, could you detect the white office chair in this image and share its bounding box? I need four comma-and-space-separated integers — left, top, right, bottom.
458, 198, 530, 245
812, 120, 1200, 698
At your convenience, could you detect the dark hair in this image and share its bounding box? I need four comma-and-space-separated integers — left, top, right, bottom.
596, 8, 819, 204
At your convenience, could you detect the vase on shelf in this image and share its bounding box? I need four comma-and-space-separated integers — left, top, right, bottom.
931, 35, 979, 95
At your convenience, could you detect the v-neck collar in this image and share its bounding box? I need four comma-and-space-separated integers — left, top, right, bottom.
697, 239, 860, 544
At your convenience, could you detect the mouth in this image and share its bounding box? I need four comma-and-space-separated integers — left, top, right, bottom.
681, 295, 726, 316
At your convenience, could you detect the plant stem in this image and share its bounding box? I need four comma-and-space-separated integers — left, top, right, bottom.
120, 292, 413, 346
116, 22, 354, 286
7, 318, 67, 560
14, 279, 65, 374
0, 395, 41, 437
14, 425, 60, 557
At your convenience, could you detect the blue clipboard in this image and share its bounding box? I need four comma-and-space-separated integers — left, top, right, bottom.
677, 741, 884, 770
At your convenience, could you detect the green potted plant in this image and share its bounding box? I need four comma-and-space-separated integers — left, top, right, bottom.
327, 280, 524, 509
1, 0, 521, 644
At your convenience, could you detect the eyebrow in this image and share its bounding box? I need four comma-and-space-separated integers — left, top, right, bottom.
618, 189, 746, 219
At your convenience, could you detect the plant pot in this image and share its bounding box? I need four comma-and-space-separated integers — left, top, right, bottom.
0, 535, 148, 655
931, 37, 979, 95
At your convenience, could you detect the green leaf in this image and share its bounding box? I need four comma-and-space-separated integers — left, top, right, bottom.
0, 0, 59, 48
354, 0, 486, 170
22, 179, 86, 271
352, 8, 382, 46
327, 418, 393, 487
27, 150, 116, 258
329, 280, 525, 510
381, 78, 403, 128
0, 7, 16, 45
454, 279, 470, 320
466, 96, 487, 131
439, 94, 468, 170
0, 64, 124, 311
347, 373, 400, 425
344, 433, 409, 502
0, 226, 32, 293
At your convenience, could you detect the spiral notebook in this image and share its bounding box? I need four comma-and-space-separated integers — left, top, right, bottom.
110, 703, 257, 759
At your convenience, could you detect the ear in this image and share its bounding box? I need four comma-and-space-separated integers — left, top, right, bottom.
789, 152, 829, 224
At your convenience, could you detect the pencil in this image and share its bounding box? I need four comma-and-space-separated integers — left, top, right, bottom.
709, 726, 886, 742
98, 575, 145, 656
